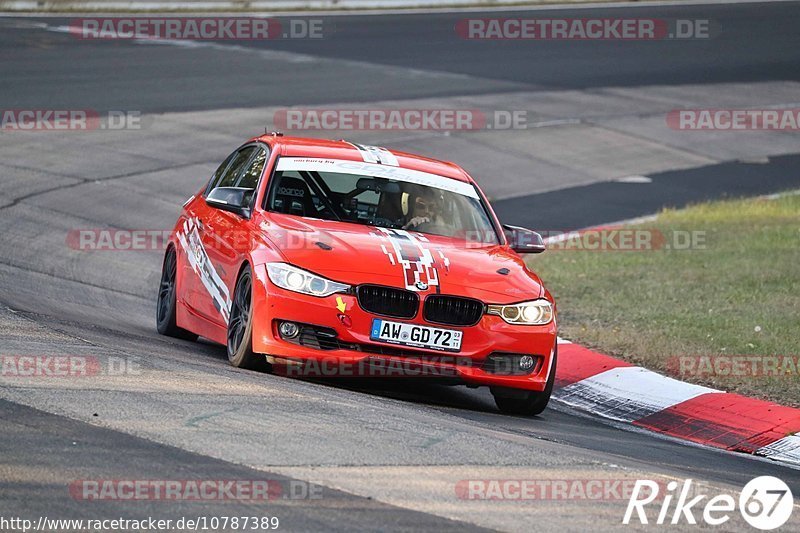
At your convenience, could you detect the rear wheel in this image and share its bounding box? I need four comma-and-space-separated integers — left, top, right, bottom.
227, 265, 269, 371
492, 346, 557, 416
156, 246, 198, 341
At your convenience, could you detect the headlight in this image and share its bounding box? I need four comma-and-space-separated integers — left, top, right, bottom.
266, 263, 350, 297
486, 299, 553, 325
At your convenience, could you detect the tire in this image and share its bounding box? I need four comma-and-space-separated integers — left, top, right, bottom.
492, 345, 557, 416
227, 265, 269, 371
156, 246, 198, 341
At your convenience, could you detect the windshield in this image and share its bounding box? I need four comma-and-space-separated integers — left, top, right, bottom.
266, 157, 500, 245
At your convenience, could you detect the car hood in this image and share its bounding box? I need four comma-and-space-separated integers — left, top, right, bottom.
261, 214, 544, 304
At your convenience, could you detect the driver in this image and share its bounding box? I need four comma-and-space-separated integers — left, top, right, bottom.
402, 187, 443, 231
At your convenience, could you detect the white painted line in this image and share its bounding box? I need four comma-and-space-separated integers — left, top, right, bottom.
614, 175, 652, 184
757, 435, 800, 467
543, 187, 800, 247
761, 188, 800, 200
41, 22, 486, 84
737, 156, 770, 164
527, 118, 582, 128
554, 366, 721, 423
556, 336, 571, 344
542, 214, 660, 245
3, 0, 798, 16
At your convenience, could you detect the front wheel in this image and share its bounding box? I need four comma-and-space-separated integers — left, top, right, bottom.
492, 346, 557, 416
227, 265, 269, 371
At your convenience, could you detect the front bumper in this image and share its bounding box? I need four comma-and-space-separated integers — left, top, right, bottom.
251, 265, 557, 391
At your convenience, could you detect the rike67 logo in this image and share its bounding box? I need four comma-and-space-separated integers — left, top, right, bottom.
624, 476, 794, 530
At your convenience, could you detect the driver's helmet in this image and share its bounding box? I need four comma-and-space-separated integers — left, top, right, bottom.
405, 185, 443, 221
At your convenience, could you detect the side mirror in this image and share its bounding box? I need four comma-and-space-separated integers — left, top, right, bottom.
503, 224, 545, 254
206, 187, 253, 218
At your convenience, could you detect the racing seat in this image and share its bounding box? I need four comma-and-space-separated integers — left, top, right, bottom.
376, 191, 403, 225
272, 176, 316, 217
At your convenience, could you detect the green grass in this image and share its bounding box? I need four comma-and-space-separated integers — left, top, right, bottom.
528, 192, 800, 406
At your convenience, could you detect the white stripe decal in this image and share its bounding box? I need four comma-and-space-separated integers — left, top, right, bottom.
349, 142, 379, 164
349, 142, 400, 166
757, 435, 800, 466
374, 228, 440, 292
372, 146, 399, 167
379, 244, 396, 265
554, 366, 721, 423
177, 217, 232, 324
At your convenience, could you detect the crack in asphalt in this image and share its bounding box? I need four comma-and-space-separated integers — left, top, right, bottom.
0, 159, 218, 212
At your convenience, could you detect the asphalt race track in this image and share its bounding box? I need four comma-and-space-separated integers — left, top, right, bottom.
1, 2, 800, 531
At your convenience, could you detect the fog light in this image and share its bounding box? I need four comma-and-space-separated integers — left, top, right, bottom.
279, 321, 299, 339
519, 355, 535, 371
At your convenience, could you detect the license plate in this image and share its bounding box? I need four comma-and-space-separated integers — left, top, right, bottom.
370, 319, 462, 352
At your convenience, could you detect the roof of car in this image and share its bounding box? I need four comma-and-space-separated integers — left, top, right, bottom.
254, 135, 473, 183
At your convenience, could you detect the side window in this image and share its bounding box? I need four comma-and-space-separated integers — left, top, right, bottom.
205, 150, 237, 195
215, 146, 257, 190
236, 148, 267, 190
